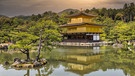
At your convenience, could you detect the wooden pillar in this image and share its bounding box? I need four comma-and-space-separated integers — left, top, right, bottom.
85, 35, 87, 39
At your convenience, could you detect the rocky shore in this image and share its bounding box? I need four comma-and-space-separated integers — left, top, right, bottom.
11, 58, 47, 68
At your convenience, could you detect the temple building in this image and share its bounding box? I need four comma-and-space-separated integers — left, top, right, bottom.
60, 11, 103, 42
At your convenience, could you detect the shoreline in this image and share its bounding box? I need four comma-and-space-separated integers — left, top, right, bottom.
57, 41, 113, 47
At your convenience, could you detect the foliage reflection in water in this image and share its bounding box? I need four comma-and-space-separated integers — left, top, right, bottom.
0, 46, 134, 76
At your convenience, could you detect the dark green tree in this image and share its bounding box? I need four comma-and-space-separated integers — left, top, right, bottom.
29, 20, 61, 61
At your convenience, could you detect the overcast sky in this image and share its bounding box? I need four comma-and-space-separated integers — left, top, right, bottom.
0, 0, 134, 17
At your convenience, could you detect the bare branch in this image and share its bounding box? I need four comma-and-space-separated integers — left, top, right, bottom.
20, 49, 27, 54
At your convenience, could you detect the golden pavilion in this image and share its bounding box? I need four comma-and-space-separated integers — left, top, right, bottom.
60, 11, 103, 42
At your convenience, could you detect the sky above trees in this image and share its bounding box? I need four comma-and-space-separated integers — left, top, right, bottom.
0, 0, 134, 17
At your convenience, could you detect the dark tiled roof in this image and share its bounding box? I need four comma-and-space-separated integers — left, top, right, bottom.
60, 22, 103, 27
65, 12, 97, 18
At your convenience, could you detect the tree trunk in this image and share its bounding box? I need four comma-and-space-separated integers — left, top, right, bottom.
130, 14, 132, 21
26, 50, 30, 61
37, 69, 41, 76
20, 49, 30, 61
121, 16, 124, 22
24, 70, 30, 76
26, 49, 30, 61
131, 14, 134, 21
36, 30, 42, 61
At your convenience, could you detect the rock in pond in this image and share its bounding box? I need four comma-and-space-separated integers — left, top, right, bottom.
11, 58, 47, 68
33, 61, 42, 67
4, 61, 9, 65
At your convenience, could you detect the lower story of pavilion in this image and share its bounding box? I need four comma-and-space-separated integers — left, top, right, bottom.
62, 33, 101, 42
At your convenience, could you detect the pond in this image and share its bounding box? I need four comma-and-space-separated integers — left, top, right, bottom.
0, 46, 135, 76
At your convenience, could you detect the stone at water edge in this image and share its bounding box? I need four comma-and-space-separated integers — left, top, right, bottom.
11, 60, 22, 67
14, 58, 21, 62
40, 58, 47, 65
11, 58, 22, 67
4, 61, 9, 65
33, 61, 42, 67
21, 59, 27, 64
11, 58, 47, 68
33, 58, 47, 67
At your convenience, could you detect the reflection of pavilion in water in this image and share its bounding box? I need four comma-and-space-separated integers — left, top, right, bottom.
65, 53, 101, 75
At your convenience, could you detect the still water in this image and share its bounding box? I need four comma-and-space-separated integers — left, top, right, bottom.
0, 46, 134, 76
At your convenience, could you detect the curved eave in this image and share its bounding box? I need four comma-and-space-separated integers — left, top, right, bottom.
62, 32, 103, 34
60, 22, 104, 27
